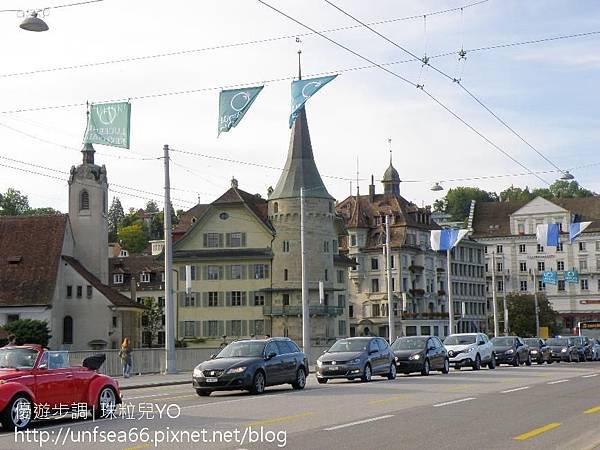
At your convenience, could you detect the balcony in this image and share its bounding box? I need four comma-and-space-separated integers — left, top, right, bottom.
263, 305, 344, 317
409, 288, 425, 297
409, 264, 424, 273
402, 312, 449, 320
437, 289, 446, 296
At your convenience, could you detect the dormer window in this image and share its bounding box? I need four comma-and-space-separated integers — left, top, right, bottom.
80, 190, 89, 211
119, 249, 129, 257
113, 274, 124, 284
140, 272, 151, 283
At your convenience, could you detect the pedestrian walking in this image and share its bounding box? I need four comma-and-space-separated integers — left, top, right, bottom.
119, 337, 132, 378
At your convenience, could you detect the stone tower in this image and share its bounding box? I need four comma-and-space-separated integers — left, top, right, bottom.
68, 142, 109, 284
268, 108, 338, 342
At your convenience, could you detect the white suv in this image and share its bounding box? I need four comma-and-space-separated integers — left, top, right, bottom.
443, 333, 496, 370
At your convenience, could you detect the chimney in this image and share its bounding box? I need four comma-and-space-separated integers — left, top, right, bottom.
369, 174, 375, 202
130, 275, 137, 303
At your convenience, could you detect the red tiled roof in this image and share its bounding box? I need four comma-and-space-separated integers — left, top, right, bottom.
0, 215, 67, 307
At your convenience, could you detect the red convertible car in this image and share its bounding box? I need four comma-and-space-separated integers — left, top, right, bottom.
0, 345, 121, 430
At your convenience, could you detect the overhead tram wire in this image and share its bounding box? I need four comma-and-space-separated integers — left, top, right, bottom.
257, 0, 550, 186
323, 0, 567, 179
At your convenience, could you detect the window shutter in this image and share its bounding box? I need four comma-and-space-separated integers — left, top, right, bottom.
218, 266, 224, 280
241, 265, 247, 279
241, 233, 247, 247
248, 291, 255, 306
226, 320, 232, 336
192, 265, 197, 280
218, 233, 224, 248
249, 320, 256, 336
203, 233, 208, 247
241, 291, 247, 306
201, 265, 207, 280
265, 264, 270, 278
226, 292, 232, 307
202, 321, 208, 338
202, 292, 208, 307
194, 321, 201, 337
226, 233, 231, 247
179, 270, 185, 281
178, 321, 183, 337
218, 292, 225, 307
218, 321, 225, 337
242, 320, 248, 337
177, 292, 184, 307
225, 265, 231, 280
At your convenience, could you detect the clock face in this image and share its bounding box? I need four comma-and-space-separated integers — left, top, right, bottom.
219, 212, 229, 220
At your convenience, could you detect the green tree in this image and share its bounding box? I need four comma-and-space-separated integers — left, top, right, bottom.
3, 319, 51, 347
499, 185, 534, 203
548, 180, 595, 198
145, 200, 159, 214
117, 223, 149, 254
141, 297, 163, 348
28, 207, 61, 215
108, 197, 125, 242
433, 187, 497, 221
0, 188, 30, 216
505, 292, 560, 337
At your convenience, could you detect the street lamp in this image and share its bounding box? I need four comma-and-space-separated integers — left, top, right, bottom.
20, 11, 49, 32
431, 182, 444, 191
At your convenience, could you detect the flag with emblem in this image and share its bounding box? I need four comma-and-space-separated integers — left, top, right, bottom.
84, 101, 131, 149
289, 75, 337, 127
218, 86, 264, 136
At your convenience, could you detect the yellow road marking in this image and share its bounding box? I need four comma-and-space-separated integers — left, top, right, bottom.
513, 423, 561, 441
584, 405, 600, 415
369, 395, 409, 405
245, 412, 315, 427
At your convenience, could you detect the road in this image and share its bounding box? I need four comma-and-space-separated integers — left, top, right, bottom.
1, 362, 599, 449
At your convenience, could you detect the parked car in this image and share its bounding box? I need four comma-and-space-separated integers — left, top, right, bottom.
391, 336, 449, 376
491, 336, 531, 366
316, 337, 396, 383
443, 333, 496, 370
570, 336, 594, 362
545, 337, 578, 362
192, 338, 308, 396
591, 338, 600, 361
0, 345, 121, 430
523, 338, 552, 364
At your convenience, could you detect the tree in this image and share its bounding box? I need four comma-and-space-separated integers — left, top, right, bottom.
433, 187, 497, 221
141, 297, 163, 348
505, 292, 560, 337
0, 188, 30, 216
145, 200, 159, 214
499, 185, 534, 203
548, 180, 595, 199
28, 207, 61, 216
108, 197, 125, 242
117, 223, 149, 254
3, 319, 51, 347
149, 214, 164, 240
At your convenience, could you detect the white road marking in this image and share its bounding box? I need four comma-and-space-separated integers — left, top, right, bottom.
582, 374, 599, 378
323, 415, 394, 431
433, 397, 476, 407
547, 379, 569, 385
501, 386, 530, 394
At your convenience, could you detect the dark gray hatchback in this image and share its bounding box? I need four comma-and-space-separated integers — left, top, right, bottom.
316, 337, 396, 383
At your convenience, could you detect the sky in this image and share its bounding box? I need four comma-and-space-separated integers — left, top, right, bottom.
0, 0, 599, 213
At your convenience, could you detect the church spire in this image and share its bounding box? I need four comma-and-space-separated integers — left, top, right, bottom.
382, 139, 400, 196
82, 142, 96, 165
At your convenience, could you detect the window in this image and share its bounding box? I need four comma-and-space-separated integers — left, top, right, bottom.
140, 272, 151, 283
520, 281, 528, 291
254, 320, 265, 336
253, 264, 268, 279
254, 293, 265, 306
372, 304, 380, 316
537, 261, 545, 272
337, 270, 344, 283
207, 265, 220, 280
230, 265, 242, 280
323, 240, 330, 253
496, 262, 503, 272
208, 292, 219, 307
207, 320, 219, 337
484, 246, 488, 254
537, 244, 544, 253
228, 232, 245, 247
282, 294, 290, 306
273, 202, 279, 213
338, 320, 346, 336
371, 279, 379, 293
284, 269, 288, 281
497, 280, 504, 292
231, 291, 242, 306
63, 316, 73, 344
350, 234, 357, 246
325, 269, 328, 281
557, 242, 563, 252
112, 316, 118, 328
119, 249, 128, 257
517, 223, 525, 234
581, 279, 589, 290
204, 232, 221, 248
113, 274, 123, 284
183, 321, 196, 338
580, 260, 588, 271
579, 241, 587, 252
557, 261, 565, 271
538, 280, 545, 291
371, 258, 379, 270
184, 293, 197, 307
496, 245, 503, 254
406, 326, 417, 337
66, 285, 72, 298
231, 320, 242, 336
558, 280, 565, 291
76, 286, 82, 298
282, 241, 290, 252
86, 285, 92, 298
519, 244, 526, 253
349, 305, 354, 318
333, 240, 338, 253
79, 190, 89, 210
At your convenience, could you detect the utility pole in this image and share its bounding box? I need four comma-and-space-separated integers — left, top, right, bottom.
163, 144, 176, 374
300, 187, 310, 359
385, 214, 394, 342
491, 252, 499, 337
531, 268, 540, 337
446, 248, 454, 336
502, 260, 509, 335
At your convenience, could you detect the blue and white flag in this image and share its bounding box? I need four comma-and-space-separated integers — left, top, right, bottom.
569, 221, 592, 243
218, 86, 264, 136
430, 229, 469, 252
536, 223, 560, 247
289, 75, 337, 127
542, 271, 558, 285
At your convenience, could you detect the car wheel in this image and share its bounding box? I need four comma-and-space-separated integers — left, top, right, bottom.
94, 387, 116, 419
387, 363, 397, 380
488, 354, 496, 370
512, 354, 520, 367
421, 359, 430, 376
473, 354, 481, 371
250, 371, 266, 394
196, 389, 211, 397
441, 358, 450, 374
317, 378, 328, 384
1, 394, 32, 431
525, 355, 532, 366
361, 364, 372, 382
292, 368, 306, 390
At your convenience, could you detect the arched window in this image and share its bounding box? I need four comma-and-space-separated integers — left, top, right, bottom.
63, 316, 73, 344
80, 190, 90, 211
273, 202, 279, 213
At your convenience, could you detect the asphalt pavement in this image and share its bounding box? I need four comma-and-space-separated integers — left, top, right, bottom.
1, 361, 599, 450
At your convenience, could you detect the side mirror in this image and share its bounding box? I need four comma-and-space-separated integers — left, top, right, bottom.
369, 349, 377, 355
37, 363, 48, 370
477, 341, 485, 346
210, 354, 216, 360
265, 352, 277, 360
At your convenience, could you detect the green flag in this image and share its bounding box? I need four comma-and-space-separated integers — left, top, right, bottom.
218, 86, 263, 136
84, 101, 131, 149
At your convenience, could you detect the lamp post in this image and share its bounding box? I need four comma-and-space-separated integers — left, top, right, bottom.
490, 252, 499, 337
530, 268, 540, 337
385, 214, 394, 342
163, 144, 176, 374
300, 187, 310, 359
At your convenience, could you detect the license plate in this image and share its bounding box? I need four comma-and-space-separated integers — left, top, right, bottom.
330, 366, 338, 370
205, 377, 218, 383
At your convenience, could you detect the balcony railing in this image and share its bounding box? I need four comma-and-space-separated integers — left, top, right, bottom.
263, 305, 345, 317
402, 312, 449, 320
